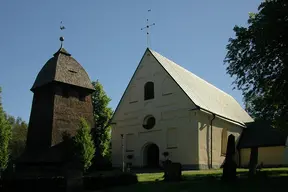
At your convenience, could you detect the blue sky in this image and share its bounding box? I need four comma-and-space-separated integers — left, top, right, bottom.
0, 0, 262, 122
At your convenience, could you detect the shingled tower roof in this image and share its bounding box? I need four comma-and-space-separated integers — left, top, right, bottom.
31, 47, 95, 92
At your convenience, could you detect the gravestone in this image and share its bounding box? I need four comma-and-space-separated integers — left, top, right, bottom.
221, 134, 237, 181
163, 161, 182, 181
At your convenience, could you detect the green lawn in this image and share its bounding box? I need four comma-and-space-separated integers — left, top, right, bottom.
106, 168, 288, 192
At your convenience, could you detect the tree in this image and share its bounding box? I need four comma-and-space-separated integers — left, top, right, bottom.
6, 116, 28, 160
91, 81, 113, 158
73, 118, 96, 172
0, 87, 12, 173
224, 1, 288, 130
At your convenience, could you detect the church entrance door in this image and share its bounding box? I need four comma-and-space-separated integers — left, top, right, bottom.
144, 143, 160, 168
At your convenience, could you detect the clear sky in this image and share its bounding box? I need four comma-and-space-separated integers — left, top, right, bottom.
0, 0, 262, 122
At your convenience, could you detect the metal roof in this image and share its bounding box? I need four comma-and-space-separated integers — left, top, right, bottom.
238, 121, 286, 148
149, 49, 254, 125
31, 47, 95, 92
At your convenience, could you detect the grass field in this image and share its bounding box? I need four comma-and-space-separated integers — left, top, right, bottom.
106, 168, 288, 192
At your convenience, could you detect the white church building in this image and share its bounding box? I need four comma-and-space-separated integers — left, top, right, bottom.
111, 48, 254, 170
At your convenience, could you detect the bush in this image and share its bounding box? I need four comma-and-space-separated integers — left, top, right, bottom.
83, 172, 138, 190
87, 155, 112, 172
1, 177, 66, 192
73, 118, 96, 172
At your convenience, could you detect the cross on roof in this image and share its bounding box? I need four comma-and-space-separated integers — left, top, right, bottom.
141, 10, 155, 48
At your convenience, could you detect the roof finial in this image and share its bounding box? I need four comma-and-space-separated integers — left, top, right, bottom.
60, 21, 66, 48
141, 9, 155, 48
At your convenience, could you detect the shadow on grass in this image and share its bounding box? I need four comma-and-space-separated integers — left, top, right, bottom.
141, 169, 288, 188
107, 169, 288, 192
179, 169, 288, 190
132, 168, 164, 174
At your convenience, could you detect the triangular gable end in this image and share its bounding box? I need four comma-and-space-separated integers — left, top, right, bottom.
111, 48, 253, 127
111, 48, 197, 123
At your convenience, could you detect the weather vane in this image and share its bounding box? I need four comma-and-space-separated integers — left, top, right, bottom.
60, 21, 66, 48
141, 9, 155, 48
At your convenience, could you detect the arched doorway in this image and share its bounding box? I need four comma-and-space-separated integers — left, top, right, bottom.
143, 143, 160, 168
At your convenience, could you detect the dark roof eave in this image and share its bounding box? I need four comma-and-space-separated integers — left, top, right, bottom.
238, 143, 286, 149
30, 81, 95, 93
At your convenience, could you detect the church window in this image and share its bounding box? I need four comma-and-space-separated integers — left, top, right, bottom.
142, 115, 156, 130
221, 128, 228, 155
144, 82, 154, 100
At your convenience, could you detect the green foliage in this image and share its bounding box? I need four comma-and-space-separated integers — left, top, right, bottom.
0, 87, 12, 171
225, 1, 288, 129
91, 81, 113, 158
73, 118, 96, 172
7, 116, 28, 160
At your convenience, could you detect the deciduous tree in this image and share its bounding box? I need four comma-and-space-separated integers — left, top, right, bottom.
0, 87, 12, 173
73, 118, 96, 172
225, 1, 288, 130
7, 116, 27, 160
91, 81, 113, 159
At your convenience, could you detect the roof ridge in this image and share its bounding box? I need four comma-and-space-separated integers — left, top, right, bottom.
149, 49, 253, 124
149, 49, 234, 99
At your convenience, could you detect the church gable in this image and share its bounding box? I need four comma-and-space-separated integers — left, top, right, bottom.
111, 49, 195, 123
149, 49, 254, 125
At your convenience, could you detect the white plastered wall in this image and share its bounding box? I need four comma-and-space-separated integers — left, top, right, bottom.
198, 110, 243, 169
111, 50, 198, 168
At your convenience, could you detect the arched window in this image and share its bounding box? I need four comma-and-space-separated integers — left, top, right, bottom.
144, 82, 154, 100
221, 128, 228, 156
